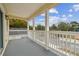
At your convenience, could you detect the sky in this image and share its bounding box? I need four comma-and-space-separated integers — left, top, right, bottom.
29, 3, 79, 26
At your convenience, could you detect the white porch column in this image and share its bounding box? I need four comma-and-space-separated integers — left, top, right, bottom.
33, 18, 35, 31
45, 10, 49, 31
7, 19, 9, 33
33, 18, 35, 40
6, 16, 9, 41
45, 10, 49, 49
7, 19, 9, 39
27, 20, 29, 37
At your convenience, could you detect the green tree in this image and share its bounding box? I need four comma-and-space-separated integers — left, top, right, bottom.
35, 24, 45, 30
49, 24, 57, 30
57, 22, 70, 31
29, 26, 33, 30
9, 19, 27, 28
69, 21, 79, 31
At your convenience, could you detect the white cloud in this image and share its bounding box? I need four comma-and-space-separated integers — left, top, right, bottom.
49, 8, 58, 14
35, 19, 45, 26
39, 19, 44, 22
61, 15, 68, 22
49, 16, 68, 26
49, 16, 59, 20
62, 15, 66, 18
49, 16, 60, 26
35, 21, 45, 26
61, 17, 67, 22
69, 9, 73, 12
40, 13, 45, 16
73, 4, 79, 11
35, 15, 68, 27
68, 14, 73, 17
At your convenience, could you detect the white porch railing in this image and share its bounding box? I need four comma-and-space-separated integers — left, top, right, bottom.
28, 30, 79, 56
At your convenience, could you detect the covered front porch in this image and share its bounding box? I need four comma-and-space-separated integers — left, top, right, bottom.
0, 3, 79, 56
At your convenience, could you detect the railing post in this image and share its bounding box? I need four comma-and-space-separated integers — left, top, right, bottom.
33, 18, 35, 40
74, 35, 76, 56
45, 10, 49, 49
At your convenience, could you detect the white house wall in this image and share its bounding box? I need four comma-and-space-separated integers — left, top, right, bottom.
0, 4, 9, 55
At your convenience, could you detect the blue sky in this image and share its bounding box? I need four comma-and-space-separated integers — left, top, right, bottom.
29, 3, 79, 26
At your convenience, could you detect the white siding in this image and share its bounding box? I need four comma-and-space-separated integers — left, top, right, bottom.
0, 4, 9, 55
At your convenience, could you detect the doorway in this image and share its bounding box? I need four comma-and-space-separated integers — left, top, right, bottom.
0, 9, 3, 48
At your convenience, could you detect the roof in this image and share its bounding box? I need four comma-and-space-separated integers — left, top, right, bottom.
3, 3, 58, 20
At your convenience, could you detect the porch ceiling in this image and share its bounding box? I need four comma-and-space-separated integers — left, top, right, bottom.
3, 3, 58, 20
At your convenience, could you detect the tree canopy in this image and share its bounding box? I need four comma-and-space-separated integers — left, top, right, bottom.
9, 18, 79, 31
9, 19, 27, 28
35, 24, 45, 30
50, 21, 79, 31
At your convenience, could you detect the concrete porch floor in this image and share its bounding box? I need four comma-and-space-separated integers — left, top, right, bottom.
3, 37, 57, 56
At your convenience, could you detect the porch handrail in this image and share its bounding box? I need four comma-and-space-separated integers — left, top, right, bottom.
28, 30, 79, 56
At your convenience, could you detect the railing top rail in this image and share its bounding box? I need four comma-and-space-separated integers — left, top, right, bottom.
49, 31, 79, 35
29, 30, 79, 35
